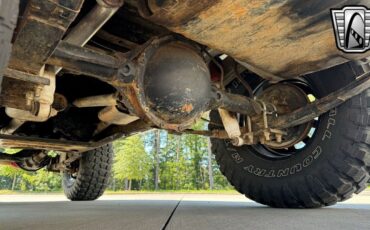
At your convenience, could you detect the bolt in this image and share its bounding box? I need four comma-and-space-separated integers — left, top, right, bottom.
26, 91, 35, 106
121, 65, 131, 75
275, 133, 283, 143
35, 86, 43, 98
263, 131, 270, 141
118, 64, 135, 83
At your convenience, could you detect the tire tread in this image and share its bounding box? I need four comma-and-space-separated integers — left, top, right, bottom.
63, 144, 113, 201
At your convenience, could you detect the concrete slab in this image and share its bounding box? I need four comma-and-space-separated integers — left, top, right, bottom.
0, 191, 369, 230
0, 199, 178, 230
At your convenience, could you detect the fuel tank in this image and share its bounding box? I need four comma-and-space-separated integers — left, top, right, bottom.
138, 0, 369, 79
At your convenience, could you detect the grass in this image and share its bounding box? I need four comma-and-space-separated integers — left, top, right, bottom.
0, 190, 17, 195
0, 190, 63, 195
0, 189, 238, 195
105, 189, 238, 195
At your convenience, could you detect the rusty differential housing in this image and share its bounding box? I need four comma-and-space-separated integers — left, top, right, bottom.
124, 38, 211, 131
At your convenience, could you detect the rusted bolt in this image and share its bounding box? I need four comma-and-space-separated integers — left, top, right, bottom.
118, 64, 135, 83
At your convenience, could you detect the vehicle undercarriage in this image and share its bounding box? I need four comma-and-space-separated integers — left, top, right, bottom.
0, 0, 369, 207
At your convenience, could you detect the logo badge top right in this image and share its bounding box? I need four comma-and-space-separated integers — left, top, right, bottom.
331, 6, 370, 53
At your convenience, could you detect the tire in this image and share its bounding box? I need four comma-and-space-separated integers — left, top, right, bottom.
62, 144, 114, 201
210, 63, 370, 208
0, 0, 19, 76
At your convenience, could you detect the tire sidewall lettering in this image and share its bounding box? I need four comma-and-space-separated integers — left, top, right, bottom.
242, 145, 322, 178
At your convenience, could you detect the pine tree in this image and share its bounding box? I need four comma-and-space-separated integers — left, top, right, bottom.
113, 135, 151, 190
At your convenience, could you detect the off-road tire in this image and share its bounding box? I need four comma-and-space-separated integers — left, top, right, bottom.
210, 64, 370, 208
62, 144, 114, 201
0, 0, 19, 76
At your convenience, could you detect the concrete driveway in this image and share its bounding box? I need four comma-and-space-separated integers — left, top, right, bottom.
0, 190, 369, 230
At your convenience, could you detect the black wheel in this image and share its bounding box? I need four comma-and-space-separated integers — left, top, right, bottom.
210, 63, 370, 208
62, 144, 114, 201
0, 0, 19, 76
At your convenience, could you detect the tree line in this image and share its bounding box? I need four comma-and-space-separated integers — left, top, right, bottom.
0, 127, 232, 192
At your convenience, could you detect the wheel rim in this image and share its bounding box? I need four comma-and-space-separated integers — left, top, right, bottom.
64, 173, 77, 188
64, 161, 80, 188
248, 78, 321, 160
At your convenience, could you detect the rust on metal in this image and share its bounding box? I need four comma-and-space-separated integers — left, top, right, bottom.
138, 0, 219, 27
121, 84, 150, 121
4, 68, 50, 85
9, 0, 84, 74
256, 83, 311, 149
139, 0, 369, 79
179, 129, 229, 139
212, 88, 263, 116
0, 77, 37, 111
96, 30, 139, 49
121, 37, 211, 131
47, 41, 120, 81
271, 71, 370, 129
181, 103, 194, 113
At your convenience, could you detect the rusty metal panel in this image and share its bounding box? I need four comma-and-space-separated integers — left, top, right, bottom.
139, 0, 369, 78
0, 77, 36, 111
9, 0, 84, 74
